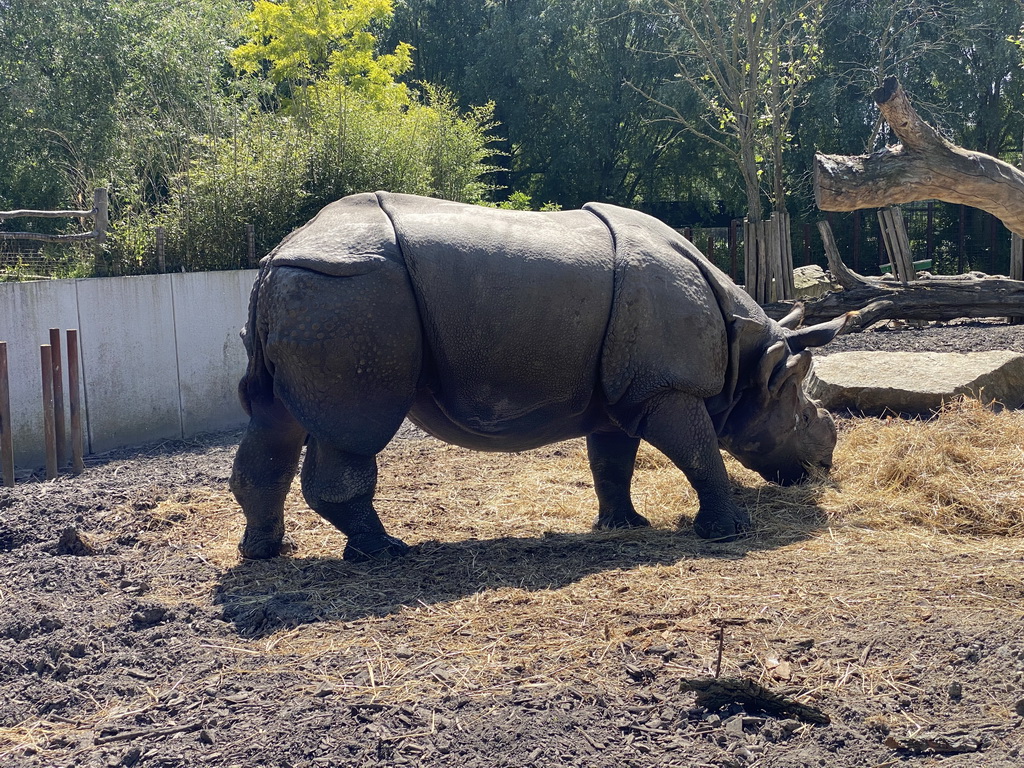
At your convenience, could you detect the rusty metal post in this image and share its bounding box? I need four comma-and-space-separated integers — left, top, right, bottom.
66, 330, 85, 474
0, 342, 13, 486
41, 345, 57, 480
49, 328, 66, 468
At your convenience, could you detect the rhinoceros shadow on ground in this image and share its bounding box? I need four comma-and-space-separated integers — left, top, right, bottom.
213, 486, 829, 638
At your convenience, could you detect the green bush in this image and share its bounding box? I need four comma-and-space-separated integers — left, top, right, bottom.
108, 85, 496, 274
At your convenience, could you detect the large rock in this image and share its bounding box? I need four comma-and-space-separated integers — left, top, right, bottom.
807, 351, 1024, 415
793, 265, 835, 300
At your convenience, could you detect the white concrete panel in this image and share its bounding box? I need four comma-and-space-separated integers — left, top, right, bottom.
0, 280, 82, 468
76, 275, 181, 454
173, 270, 257, 436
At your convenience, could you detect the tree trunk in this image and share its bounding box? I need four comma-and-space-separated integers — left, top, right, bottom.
763, 269, 1024, 329
813, 78, 1024, 239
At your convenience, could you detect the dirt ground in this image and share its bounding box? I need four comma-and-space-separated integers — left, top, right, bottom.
1, 322, 1023, 767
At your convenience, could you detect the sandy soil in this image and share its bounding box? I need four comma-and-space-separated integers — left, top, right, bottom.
1, 320, 1023, 767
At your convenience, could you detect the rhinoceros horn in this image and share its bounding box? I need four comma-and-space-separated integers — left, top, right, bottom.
784, 312, 855, 354
777, 303, 805, 330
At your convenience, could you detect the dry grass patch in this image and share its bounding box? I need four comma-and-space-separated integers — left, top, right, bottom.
826, 398, 1024, 536
127, 400, 1024, 702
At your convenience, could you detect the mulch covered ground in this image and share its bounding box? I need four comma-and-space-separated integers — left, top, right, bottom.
1, 320, 1023, 767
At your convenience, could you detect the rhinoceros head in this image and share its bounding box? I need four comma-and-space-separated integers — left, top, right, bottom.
718, 311, 851, 485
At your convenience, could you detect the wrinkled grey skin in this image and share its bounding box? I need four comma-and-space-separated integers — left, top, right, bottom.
230, 192, 849, 561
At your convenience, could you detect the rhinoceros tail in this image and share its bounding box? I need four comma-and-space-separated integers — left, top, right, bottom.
237, 259, 275, 417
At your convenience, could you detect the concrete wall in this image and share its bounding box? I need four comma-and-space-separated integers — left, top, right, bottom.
0, 270, 258, 469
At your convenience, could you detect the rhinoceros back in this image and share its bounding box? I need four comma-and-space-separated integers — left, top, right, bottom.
378, 192, 614, 440
265, 192, 400, 275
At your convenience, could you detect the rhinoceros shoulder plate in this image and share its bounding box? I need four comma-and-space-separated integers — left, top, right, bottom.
265, 192, 400, 276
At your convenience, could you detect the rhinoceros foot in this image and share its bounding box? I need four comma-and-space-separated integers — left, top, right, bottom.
238, 532, 294, 560
691, 504, 751, 542
343, 534, 411, 562
593, 509, 651, 530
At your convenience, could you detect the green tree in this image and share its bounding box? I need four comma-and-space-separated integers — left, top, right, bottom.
390, 0, 689, 210
644, 0, 826, 220
231, 0, 413, 108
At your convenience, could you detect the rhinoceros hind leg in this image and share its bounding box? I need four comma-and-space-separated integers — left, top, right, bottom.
587, 431, 650, 529
231, 398, 306, 559
300, 439, 409, 561
634, 392, 751, 541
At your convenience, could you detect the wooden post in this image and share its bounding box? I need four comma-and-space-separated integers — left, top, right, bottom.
40, 345, 57, 480
66, 327, 84, 473
155, 227, 166, 273
92, 188, 109, 242
878, 207, 916, 283
246, 223, 256, 268
852, 210, 862, 273
750, 221, 760, 301
1010, 235, 1023, 325
926, 201, 934, 265
49, 328, 66, 468
780, 211, 795, 298
729, 220, 739, 282
758, 220, 770, 302
684, 227, 693, 242
93, 188, 110, 277
958, 205, 966, 273
706, 232, 715, 267
895, 208, 916, 280
66, 330, 85, 473
0, 342, 13, 487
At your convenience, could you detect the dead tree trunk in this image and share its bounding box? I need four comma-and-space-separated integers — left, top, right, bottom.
814, 78, 1024, 239
765, 271, 1024, 329
785, 77, 1024, 328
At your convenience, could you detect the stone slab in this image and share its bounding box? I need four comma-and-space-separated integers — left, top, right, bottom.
807, 351, 1024, 415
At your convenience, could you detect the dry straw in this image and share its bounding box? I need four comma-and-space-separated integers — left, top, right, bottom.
5, 399, 1022, 759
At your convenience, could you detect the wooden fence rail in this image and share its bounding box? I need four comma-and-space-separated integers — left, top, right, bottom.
0, 188, 108, 244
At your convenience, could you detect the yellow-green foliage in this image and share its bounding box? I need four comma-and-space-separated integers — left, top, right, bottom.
107, 1, 496, 274
231, 0, 413, 107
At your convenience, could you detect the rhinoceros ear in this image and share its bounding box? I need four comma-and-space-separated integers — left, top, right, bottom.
784, 312, 855, 353
768, 350, 813, 397
755, 341, 790, 399
777, 303, 805, 330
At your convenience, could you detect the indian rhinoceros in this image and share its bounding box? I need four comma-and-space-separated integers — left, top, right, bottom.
230, 192, 848, 561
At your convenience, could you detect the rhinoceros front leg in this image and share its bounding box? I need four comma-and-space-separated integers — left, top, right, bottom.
301, 439, 409, 562
231, 398, 306, 559
637, 392, 751, 541
587, 431, 651, 530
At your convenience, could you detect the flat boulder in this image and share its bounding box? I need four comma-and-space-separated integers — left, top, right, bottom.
807, 351, 1024, 415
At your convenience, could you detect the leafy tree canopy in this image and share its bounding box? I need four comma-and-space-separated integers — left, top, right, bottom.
231, 0, 413, 106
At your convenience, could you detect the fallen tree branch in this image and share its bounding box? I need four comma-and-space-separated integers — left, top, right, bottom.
680, 676, 830, 725
813, 78, 1024, 238
765, 273, 1024, 327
